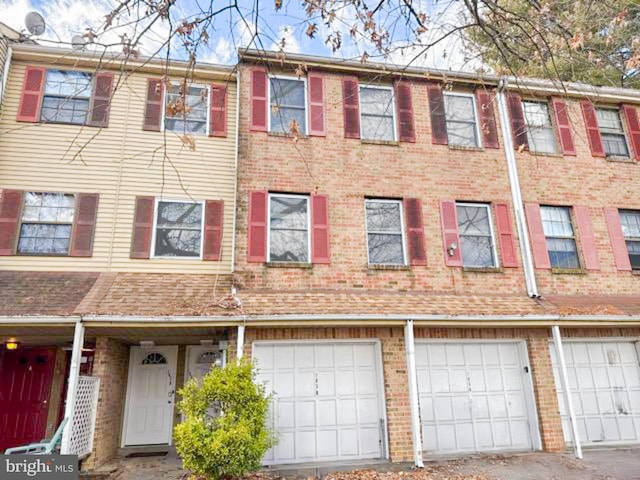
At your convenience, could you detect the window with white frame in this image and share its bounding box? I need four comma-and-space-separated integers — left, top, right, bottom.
523, 101, 558, 154
268, 194, 310, 262
443, 93, 480, 147
269, 77, 307, 134
153, 200, 204, 257
359, 86, 396, 141
40, 70, 92, 125
596, 108, 629, 158
619, 210, 640, 270
18, 192, 75, 255
365, 199, 405, 265
164, 83, 209, 135
541, 206, 580, 269
456, 203, 497, 268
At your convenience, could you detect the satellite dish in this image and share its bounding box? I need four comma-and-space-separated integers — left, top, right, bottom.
71, 35, 87, 50
25, 11, 46, 36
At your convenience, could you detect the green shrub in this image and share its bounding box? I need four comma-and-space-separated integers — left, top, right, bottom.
174, 360, 275, 480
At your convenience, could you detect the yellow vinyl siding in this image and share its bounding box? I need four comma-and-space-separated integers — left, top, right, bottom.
0, 61, 236, 274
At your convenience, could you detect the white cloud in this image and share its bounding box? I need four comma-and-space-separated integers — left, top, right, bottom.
270, 24, 300, 53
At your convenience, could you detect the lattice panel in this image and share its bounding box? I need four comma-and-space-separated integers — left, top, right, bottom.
68, 375, 100, 458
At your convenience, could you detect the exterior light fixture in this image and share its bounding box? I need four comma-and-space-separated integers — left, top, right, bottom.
447, 242, 458, 257
5, 340, 20, 351
139, 340, 155, 349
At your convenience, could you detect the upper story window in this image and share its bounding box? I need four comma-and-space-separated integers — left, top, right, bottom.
596, 108, 629, 158
456, 203, 497, 268
153, 200, 204, 258
40, 70, 92, 125
541, 206, 579, 269
523, 101, 558, 154
268, 194, 310, 262
269, 77, 307, 134
164, 84, 209, 135
18, 192, 75, 255
619, 210, 640, 270
365, 199, 405, 265
360, 85, 396, 141
443, 93, 480, 148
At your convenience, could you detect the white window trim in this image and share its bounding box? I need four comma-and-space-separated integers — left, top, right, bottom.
364, 198, 407, 266
596, 107, 631, 158
267, 193, 312, 263
358, 84, 398, 142
522, 100, 558, 154
541, 205, 581, 268
443, 91, 482, 148
456, 202, 499, 268
267, 74, 309, 135
161, 82, 211, 136
150, 198, 205, 259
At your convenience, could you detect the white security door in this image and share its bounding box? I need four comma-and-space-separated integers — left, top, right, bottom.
551, 340, 640, 445
253, 341, 386, 465
416, 341, 538, 455
185, 345, 225, 382
123, 346, 178, 446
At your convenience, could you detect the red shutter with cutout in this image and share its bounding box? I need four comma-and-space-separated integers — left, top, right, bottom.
311, 193, 330, 264
0, 190, 23, 256
427, 83, 448, 145
342, 77, 360, 139
308, 74, 326, 136
88, 72, 114, 127
494, 203, 518, 267
603, 207, 632, 271
507, 92, 528, 151
143, 79, 163, 131
524, 203, 551, 269
17, 66, 46, 123
476, 89, 499, 149
621, 104, 640, 160
250, 68, 268, 132
580, 100, 605, 157
394, 81, 415, 143
70, 193, 99, 257
130, 196, 155, 259
440, 200, 461, 267
209, 84, 227, 137
551, 97, 576, 156
247, 191, 268, 262
574, 205, 600, 270
404, 198, 426, 266
203, 200, 224, 260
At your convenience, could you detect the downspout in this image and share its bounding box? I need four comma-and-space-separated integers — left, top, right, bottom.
404, 319, 424, 468
230, 69, 240, 274
496, 78, 539, 298
236, 321, 245, 361
0, 46, 12, 110
60, 318, 85, 454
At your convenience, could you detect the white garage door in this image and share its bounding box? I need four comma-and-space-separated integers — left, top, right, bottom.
253, 341, 386, 465
416, 341, 539, 455
551, 340, 640, 445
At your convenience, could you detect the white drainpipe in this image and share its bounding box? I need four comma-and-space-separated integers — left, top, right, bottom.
404, 319, 424, 468
60, 319, 85, 454
236, 323, 245, 361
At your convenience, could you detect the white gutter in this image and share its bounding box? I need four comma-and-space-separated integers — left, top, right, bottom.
496, 78, 539, 298
404, 320, 424, 468
0, 315, 81, 324
60, 319, 85, 454
0, 46, 12, 108
230, 68, 240, 273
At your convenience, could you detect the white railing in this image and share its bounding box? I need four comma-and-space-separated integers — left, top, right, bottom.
66, 375, 100, 458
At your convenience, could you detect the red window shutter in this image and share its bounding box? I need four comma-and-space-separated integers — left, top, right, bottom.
603, 207, 632, 271
250, 68, 268, 132
524, 203, 551, 269
580, 100, 605, 157
507, 92, 529, 151
551, 97, 576, 156
573, 205, 600, 270
493, 203, 518, 268
69, 193, 99, 257
475, 89, 499, 149
394, 81, 415, 143
88, 72, 114, 127
130, 196, 155, 259
247, 190, 268, 262
404, 198, 426, 266
16, 66, 46, 123
311, 193, 330, 264
439, 200, 461, 267
0, 189, 23, 256
342, 77, 360, 139
427, 83, 448, 145
143, 79, 163, 131
209, 84, 227, 137
621, 104, 640, 160
308, 74, 326, 137
203, 200, 224, 261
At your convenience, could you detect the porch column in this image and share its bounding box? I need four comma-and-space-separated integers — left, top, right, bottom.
236, 324, 245, 361
60, 320, 85, 454
404, 319, 424, 468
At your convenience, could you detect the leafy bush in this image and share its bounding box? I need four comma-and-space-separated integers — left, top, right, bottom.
174, 360, 275, 480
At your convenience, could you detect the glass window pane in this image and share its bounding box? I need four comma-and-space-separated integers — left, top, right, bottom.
154, 229, 202, 257
361, 115, 395, 141
156, 202, 203, 229
165, 84, 209, 135
457, 205, 491, 235
596, 108, 623, 131
270, 196, 308, 230
360, 87, 394, 116
44, 70, 92, 97
620, 211, 640, 238
523, 102, 552, 128
270, 106, 307, 134
546, 238, 580, 269
541, 206, 574, 238
41, 97, 90, 124
460, 236, 495, 267
367, 233, 404, 264
446, 121, 477, 147
527, 126, 558, 154
17, 223, 71, 254
601, 133, 629, 157
444, 95, 475, 122
164, 118, 207, 135
627, 240, 640, 269
269, 229, 309, 262
270, 78, 306, 108
269, 196, 309, 263
366, 201, 402, 233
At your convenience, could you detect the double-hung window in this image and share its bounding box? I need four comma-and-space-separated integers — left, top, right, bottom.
40, 70, 92, 125
18, 192, 75, 255
596, 108, 630, 158
164, 84, 209, 135
269, 77, 307, 134
619, 210, 640, 270
365, 199, 405, 265
523, 101, 558, 154
541, 206, 580, 269
443, 93, 480, 147
153, 200, 204, 257
268, 194, 310, 262
359, 85, 396, 141
456, 203, 498, 268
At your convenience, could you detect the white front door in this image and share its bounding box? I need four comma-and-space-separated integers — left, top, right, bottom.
185, 345, 225, 383
123, 346, 178, 446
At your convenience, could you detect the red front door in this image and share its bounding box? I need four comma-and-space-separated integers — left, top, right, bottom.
0, 348, 56, 452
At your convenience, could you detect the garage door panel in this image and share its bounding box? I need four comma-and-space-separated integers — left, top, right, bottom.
354, 344, 375, 367
482, 345, 500, 366
317, 430, 338, 457
475, 423, 493, 448
456, 423, 475, 449
274, 431, 294, 460
487, 369, 504, 391
334, 345, 354, 367
295, 372, 315, 396
358, 397, 379, 423
434, 397, 454, 420
499, 344, 519, 365
338, 399, 357, 424
488, 395, 508, 418
469, 369, 486, 391
339, 429, 358, 455
449, 369, 468, 392
452, 396, 471, 420
357, 370, 377, 394
318, 400, 337, 426
419, 397, 434, 421
295, 401, 316, 427
624, 367, 640, 387
472, 396, 489, 419
493, 421, 511, 447
507, 393, 526, 417
275, 346, 295, 368
277, 401, 295, 428
275, 372, 294, 396
447, 344, 465, 365
335, 370, 356, 395
317, 371, 336, 396
511, 421, 530, 446
360, 427, 381, 454
463, 344, 482, 366
428, 345, 447, 366
295, 345, 315, 368
296, 431, 317, 459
